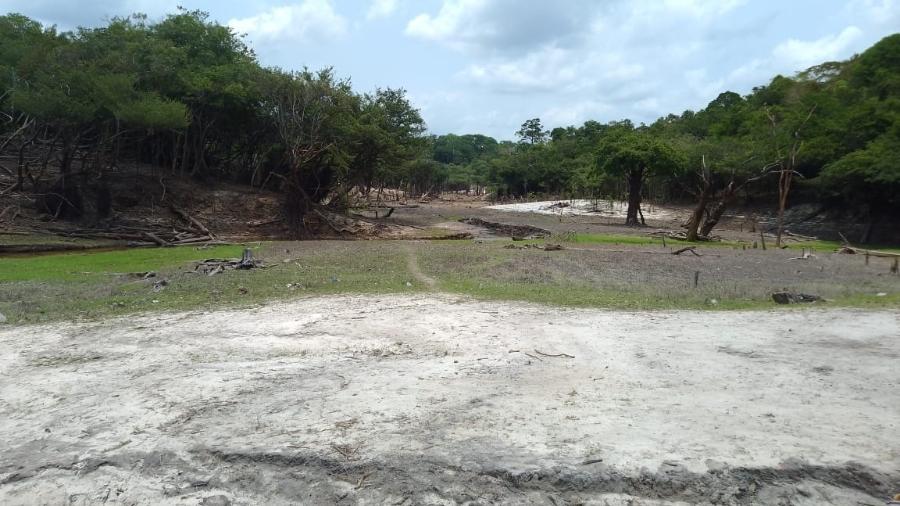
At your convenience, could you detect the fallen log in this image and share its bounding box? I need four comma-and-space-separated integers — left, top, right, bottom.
772, 292, 822, 304
142, 232, 171, 247
247, 218, 282, 227
836, 232, 900, 258
194, 248, 261, 275
170, 205, 215, 238
672, 246, 701, 256
836, 245, 900, 258
170, 236, 214, 245
459, 217, 550, 238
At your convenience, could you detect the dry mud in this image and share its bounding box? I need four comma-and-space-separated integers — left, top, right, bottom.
1, 295, 898, 505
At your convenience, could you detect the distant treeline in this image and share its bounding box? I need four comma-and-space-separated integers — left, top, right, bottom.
1, 11, 897, 236
421, 34, 899, 235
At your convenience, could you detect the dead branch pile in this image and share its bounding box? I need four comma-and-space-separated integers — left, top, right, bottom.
13, 205, 221, 248
460, 218, 550, 238
649, 230, 715, 242
504, 243, 564, 251
195, 249, 260, 276
772, 292, 822, 304
836, 245, 900, 258
836, 232, 900, 258
671, 246, 702, 256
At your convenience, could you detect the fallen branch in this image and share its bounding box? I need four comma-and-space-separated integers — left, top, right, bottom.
247, 217, 282, 227
533, 349, 575, 359
837, 232, 900, 258
170, 205, 215, 238
672, 246, 701, 256
194, 248, 261, 275
142, 231, 171, 247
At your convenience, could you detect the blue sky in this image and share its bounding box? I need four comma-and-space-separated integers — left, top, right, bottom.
4, 0, 899, 139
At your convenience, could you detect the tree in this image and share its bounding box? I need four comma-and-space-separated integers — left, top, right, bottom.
597, 129, 686, 226
819, 124, 900, 235
516, 118, 548, 145
263, 68, 357, 232
760, 104, 816, 247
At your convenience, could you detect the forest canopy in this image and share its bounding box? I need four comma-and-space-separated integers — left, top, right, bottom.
0, 11, 897, 234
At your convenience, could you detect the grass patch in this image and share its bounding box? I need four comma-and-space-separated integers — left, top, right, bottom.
554, 232, 900, 254
439, 278, 769, 310
0, 241, 426, 324
1, 239, 897, 324
0, 244, 245, 282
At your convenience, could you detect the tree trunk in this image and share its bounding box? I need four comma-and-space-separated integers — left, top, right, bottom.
625, 167, 643, 226
775, 169, 791, 248
700, 184, 736, 237
685, 184, 712, 241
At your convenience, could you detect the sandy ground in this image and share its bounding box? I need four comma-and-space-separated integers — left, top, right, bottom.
1, 295, 898, 505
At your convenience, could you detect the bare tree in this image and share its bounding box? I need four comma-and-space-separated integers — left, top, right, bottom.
765, 105, 816, 247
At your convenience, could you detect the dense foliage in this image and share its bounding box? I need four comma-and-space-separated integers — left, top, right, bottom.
0, 11, 426, 233
417, 34, 899, 234
1, 11, 896, 235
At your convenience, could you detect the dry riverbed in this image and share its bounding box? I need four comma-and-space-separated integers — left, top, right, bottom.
1, 295, 898, 505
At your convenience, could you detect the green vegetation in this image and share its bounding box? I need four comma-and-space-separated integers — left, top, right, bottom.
553, 233, 900, 253
2, 11, 896, 240
0, 244, 242, 281
2, 241, 896, 324
0, 11, 426, 233
414, 35, 900, 242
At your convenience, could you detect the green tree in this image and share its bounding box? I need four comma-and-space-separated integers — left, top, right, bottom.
597, 129, 686, 226
516, 117, 548, 145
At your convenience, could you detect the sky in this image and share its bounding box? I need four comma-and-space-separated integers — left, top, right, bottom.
3, 0, 899, 139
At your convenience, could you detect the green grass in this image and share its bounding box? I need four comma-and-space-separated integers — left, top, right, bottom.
1, 239, 897, 324
439, 278, 768, 310
554, 232, 900, 254
0, 245, 245, 282
0, 242, 426, 324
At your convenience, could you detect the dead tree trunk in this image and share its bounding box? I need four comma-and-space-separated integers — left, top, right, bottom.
686, 155, 712, 241
625, 167, 644, 227
700, 182, 736, 237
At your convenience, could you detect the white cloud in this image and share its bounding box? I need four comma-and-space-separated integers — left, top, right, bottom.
367, 0, 399, 20
405, 0, 596, 54
845, 0, 900, 26
773, 26, 864, 69
461, 46, 643, 94
0, 0, 178, 28
728, 25, 868, 89
228, 0, 347, 42
405, 0, 483, 47
659, 0, 747, 18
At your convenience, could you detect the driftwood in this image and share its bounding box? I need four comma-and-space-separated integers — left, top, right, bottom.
247, 218, 282, 227
460, 218, 550, 238
672, 246, 701, 256
503, 243, 564, 251
170, 205, 215, 238
837, 232, 900, 258
143, 232, 171, 247
422, 232, 473, 240
772, 292, 822, 304
534, 349, 575, 359
836, 245, 900, 258
195, 248, 260, 275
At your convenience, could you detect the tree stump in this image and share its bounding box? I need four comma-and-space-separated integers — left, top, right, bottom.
238, 248, 254, 269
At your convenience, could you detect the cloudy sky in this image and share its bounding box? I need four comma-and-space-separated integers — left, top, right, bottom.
4, 0, 899, 139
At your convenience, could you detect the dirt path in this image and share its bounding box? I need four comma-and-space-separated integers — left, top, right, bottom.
1, 296, 898, 505
404, 242, 437, 288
